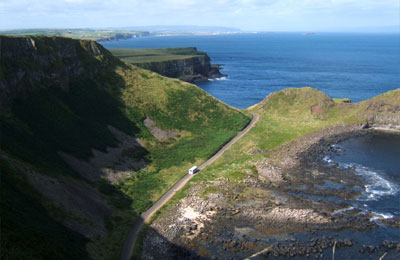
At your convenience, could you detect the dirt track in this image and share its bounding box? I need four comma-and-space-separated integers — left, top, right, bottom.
120, 112, 259, 260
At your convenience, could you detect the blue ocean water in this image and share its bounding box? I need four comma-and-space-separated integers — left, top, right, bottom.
320, 132, 400, 255
102, 33, 400, 109
326, 132, 400, 219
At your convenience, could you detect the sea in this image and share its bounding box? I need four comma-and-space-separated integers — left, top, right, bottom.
321, 132, 400, 258
323, 132, 400, 218
102, 33, 400, 251
102, 32, 400, 109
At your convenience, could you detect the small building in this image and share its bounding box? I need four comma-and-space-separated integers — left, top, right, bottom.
188, 166, 199, 175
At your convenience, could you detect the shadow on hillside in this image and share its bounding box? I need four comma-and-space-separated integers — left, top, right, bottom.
1, 36, 153, 179
0, 37, 160, 258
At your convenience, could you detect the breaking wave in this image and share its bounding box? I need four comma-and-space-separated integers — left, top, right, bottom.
342, 163, 399, 201
208, 76, 227, 81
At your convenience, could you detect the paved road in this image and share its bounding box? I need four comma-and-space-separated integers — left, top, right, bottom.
120, 112, 259, 260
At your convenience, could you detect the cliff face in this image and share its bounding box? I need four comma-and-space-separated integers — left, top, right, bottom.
358, 89, 400, 129
134, 54, 225, 83
135, 55, 226, 83
0, 36, 120, 106
110, 47, 226, 83
0, 36, 127, 258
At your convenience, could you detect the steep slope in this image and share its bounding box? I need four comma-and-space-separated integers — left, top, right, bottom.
0, 36, 250, 259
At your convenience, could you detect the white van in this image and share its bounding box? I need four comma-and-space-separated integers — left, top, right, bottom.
188, 166, 199, 175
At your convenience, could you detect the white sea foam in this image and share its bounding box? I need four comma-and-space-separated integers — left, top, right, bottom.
208, 76, 227, 82
330, 144, 342, 152
342, 163, 399, 201
370, 212, 394, 222
322, 155, 333, 164
333, 207, 355, 215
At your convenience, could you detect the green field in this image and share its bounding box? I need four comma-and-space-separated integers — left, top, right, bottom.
333, 97, 351, 103
110, 47, 204, 63
0, 29, 150, 41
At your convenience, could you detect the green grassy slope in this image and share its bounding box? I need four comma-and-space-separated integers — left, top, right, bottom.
358, 88, 400, 115
188, 87, 360, 182
0, 36, 250, 259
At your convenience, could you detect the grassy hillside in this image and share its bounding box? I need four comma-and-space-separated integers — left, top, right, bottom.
358, 88, 400, 114
184, 87, 360, 182
0, 36, 250, 259
159, 87, 399, 208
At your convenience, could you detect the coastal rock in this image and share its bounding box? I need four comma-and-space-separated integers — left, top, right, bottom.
132, 49, 227, 83
0, 35, 118, 106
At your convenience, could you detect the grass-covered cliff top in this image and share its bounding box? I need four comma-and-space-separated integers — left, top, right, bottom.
359, 88, 400, 114
110, 47, 206, 63
0, 28, 150, 41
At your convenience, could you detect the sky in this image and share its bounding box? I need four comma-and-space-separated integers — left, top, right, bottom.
0, 0, 399, 32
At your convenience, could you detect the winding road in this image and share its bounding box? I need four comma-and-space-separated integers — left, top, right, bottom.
121, 112, 259, 260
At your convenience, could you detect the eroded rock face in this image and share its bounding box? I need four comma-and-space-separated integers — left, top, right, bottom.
0, 36, 118, 106
359, 89, 400, 129
133, 53, 227, 83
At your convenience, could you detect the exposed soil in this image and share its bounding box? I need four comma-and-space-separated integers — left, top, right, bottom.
141, 124, 400, 259
144, 117, 181, 141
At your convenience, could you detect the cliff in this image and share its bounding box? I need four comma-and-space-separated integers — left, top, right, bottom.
0, 35, 121, 106
358, 89, 400, 129
0, 36, 249, 259
110, 47, 226, 83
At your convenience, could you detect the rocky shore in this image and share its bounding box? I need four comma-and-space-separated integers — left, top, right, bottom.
141, 124, 400, 259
